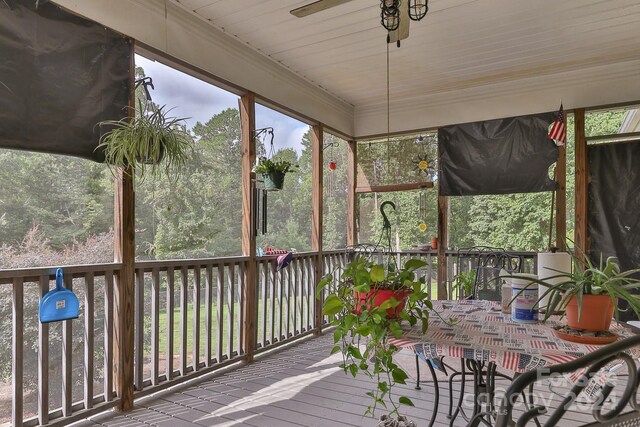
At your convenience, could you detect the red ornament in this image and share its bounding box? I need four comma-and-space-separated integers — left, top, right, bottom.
329, 161, 337, 170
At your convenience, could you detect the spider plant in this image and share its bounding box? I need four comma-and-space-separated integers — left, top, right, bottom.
96, 101, 193, 181
528, 248, 640, 330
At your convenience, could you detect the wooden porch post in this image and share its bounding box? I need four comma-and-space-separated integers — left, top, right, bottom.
346, 140, 357, 246
555, 142, 567, 249
574, 108, 589, 254
240, 92, 257, 362
311, 124, 324, 335
437, 195, 448, 300
113, 40, 136, 412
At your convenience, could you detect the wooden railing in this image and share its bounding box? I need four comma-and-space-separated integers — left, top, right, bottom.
0, 248, 537, 426
348, 248, 537, 300
256, 252, 317, 352
0, 263, 121, 427
131, 256, 249, 396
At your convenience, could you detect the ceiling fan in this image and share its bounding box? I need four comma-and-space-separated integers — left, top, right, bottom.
290, 0, 427, 46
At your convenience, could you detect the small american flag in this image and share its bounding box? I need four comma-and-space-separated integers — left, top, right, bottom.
548, 104, 566, 146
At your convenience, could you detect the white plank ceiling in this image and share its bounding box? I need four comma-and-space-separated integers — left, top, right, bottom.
173, 0, 640, 112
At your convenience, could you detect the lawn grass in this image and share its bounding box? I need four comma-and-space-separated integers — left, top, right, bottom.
144, 281, 440, 366
149, 296, 312, 362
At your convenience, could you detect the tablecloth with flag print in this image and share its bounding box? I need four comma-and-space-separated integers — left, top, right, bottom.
390, 300, 639, 373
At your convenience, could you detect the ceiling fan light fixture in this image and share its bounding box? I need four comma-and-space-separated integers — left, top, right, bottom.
382, 0, 399, 10
408, 0, 429, 21
381, 12, 400, 31
380, 0, 400, 31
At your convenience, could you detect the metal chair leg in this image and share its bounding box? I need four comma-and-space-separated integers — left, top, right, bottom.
447, 371, 461, 418
415, 353, 422, 390
449, 359, 466, 426
425, 359, 439, 427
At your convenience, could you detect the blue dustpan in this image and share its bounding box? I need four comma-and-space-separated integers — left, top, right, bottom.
39, 268, 79, 323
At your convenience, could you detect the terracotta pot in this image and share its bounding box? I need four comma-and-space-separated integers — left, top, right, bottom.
354, 288, 411, 319
565, 294, 614, 331
431, 237, 438, 250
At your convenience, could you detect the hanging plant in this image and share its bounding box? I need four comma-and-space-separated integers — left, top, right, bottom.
254, 157, 298, 191
96, 100, 194, 181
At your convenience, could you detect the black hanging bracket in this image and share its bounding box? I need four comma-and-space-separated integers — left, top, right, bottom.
134, 76, 154, 101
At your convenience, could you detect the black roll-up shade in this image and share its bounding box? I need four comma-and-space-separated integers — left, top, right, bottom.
0, 0, 130, 162
438, 112, 559, 196
588, 140, 640, 321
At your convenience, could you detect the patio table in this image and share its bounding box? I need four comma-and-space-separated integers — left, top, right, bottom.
390, 299, 640, 426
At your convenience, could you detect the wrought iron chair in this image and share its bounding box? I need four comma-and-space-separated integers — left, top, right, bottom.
415, 247, 526, 425
468, 335, 640, 427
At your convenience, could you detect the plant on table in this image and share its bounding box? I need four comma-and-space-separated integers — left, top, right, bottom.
254, 156, 297, 191
318, 256, 432, 421
533, 248, 640, 332
96, 101, 194, 181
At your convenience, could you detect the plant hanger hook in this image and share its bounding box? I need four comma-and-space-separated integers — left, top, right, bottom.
380, 200, 396, 232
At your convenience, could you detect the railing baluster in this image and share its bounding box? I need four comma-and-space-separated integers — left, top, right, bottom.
166, 267, 174, 381
180, 266, 188, 376
261, 261, 267, 347
284, 266, 290, 339
193, 265, 201, 370
426, 253, 432, 299
293, 258, 299, 334
270, 261, 276, 343
279, 264, 284, 340
216, 265, 224, 361
104, 270, 114, 402
38, 274, 49, 425
205, 264, 213, 366
151, 268, 160, 385
62, 274, 73, 416
84, 272, 94, 409
134, 269, 144, 390
227, 263, 235, 359
12, 277, 24, 427
308, 256, 314, 330
238, 262, 245, 354
299, 258, 307, 332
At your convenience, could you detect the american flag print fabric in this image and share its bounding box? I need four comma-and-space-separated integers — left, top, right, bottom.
393, 300, 639, 376
548, 103, 566, 146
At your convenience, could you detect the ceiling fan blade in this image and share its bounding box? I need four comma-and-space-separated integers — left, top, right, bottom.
388, 1, 410, 43
290, 0, 355, 18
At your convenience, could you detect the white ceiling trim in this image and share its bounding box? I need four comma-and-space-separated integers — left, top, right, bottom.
52, 0, 355, 135
355, 59, 640, 137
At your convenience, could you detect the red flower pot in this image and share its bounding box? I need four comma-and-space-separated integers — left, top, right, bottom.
354, 288, 411, 319
565, 294, 614, 331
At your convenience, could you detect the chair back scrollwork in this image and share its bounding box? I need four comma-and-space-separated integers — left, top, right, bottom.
484, 335, 640, 427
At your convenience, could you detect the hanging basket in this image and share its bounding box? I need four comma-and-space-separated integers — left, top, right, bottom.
138, 144, 165, 165
262, 171, 286, 191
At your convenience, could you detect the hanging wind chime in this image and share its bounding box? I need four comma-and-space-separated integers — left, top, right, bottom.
324, 140, 339, 196
418, 190, 428, 233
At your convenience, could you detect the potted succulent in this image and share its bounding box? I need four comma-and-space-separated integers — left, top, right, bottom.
254, 157, 297, 191
318, 256, 432, 422
96, 101, 193, 180
534, 250, 640, 332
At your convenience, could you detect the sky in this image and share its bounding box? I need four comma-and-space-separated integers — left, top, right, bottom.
135, 55, 309, 155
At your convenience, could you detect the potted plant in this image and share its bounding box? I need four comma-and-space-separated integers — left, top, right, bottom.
254, 157, 297, 191
96, 101, 193, 180
318, 256, 432, 423
534, 251, 640, 332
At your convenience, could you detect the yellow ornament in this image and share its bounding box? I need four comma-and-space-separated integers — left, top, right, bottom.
418, 222, 427, 232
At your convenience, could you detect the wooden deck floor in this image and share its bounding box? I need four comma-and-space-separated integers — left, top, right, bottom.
78, 333, 605, 427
